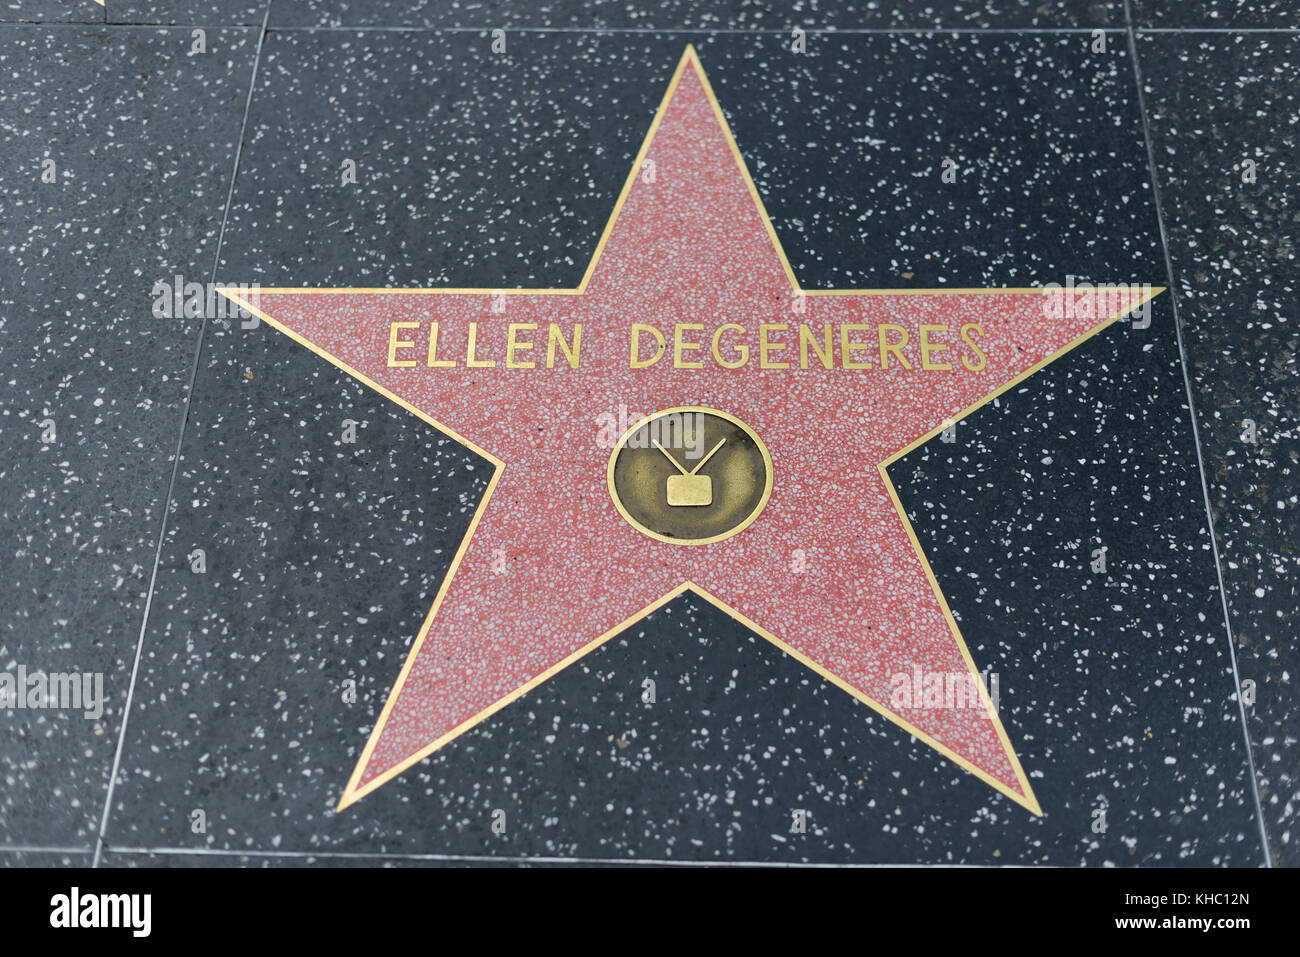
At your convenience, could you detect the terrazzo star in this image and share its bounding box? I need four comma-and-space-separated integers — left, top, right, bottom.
222, 46, 1160, 814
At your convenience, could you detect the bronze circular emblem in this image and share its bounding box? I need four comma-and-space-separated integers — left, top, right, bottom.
607, 407, 773, 545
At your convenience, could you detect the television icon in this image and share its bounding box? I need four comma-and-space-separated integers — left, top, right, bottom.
666, 473, 713, 506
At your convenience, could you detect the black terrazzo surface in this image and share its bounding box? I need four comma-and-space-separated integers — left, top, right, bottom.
0, 850, 91, 866
270, 2, 1121, 30
894, 294, 1262, 864
1131, 1, 1300, 30
1137, 31, 1299, 866
0, 1, 103, 24
99, 851, 504, 866
105, 2, 263, 25
217, 31, 1165, 290
0, 3, 1290, 867
0, 24, 256, 848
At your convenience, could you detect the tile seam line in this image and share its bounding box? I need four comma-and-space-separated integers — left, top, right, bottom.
1123, 0, 1273, 868
7, 24, 1300, 34
0, 845, 93, 855
254, 26, 1299, 35
1137, 26, 1300, 34
95, 847, 1010, 867
88, 1, 273, 871
261, 25, 1112, 33
0, 25, 1083, 33
0, 20, 259, 28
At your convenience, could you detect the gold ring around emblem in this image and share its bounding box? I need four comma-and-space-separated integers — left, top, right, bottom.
606, 406, 773, 545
